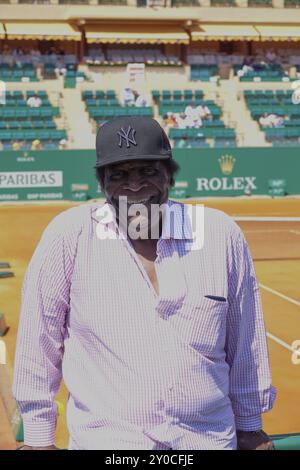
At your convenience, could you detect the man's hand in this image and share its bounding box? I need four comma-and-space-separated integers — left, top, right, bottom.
237, 430, 274, 450
17, 445, 59, 450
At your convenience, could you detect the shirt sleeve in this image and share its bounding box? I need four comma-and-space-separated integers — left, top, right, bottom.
225, 227, 277, 432
12, 212, 76, 447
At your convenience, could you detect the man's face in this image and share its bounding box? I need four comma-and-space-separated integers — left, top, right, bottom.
102, 159, 170, 206
101, 159, 171, 237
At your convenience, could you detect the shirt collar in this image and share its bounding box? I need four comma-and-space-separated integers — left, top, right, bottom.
92, 199, 193, 240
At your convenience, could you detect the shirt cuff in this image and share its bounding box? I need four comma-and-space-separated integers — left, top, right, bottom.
235, 414, 262, 431
23, 415, 57, 447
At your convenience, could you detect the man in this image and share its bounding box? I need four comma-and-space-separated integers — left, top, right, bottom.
135, 93, 150, 108
31, 139, 42, 150
259, 113, 272, 128
13, 116, 276, 450
196, 104, 211, 121
120, 86, 136, 107
26, 93, 42, 108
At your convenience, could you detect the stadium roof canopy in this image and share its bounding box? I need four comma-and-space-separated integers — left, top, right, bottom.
191, 24, 260, 41
84, 24, 189, 44
4, 22, 81, 41
256, 25, 300, 41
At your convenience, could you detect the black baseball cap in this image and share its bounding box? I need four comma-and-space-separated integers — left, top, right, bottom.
95, 116, 172, 168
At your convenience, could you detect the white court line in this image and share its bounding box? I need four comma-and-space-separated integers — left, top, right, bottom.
259, 283, 300, 308
243, 230, 288, 234
290, 230, 300, 236
235, 217, 300, 221
266, 332, 300, 356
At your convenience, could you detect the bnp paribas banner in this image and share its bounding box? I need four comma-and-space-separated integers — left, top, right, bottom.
0, 150, 100, 202
0, 147, 300, 201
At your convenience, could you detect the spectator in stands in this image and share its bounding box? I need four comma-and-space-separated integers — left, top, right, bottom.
47, 46, 58, 57
194, 116, 203, 129
31, 48, 41, 57
2, 44, 13, 66
175, 113, 188, 129
184, 114, 196, 129
164, 112, 177, 127
196, 103, 212, 120
135, 93, 149, 108
2, 44, 12, 56
59, 139, 68, 150
120, 86, 136, 107
184, 102, 200, 124
30, 48, 42, 65
12, 141, 21, 151
238, 58, 254, 77
176, 136, 191, 149
266, 49, 277, 64
259, 113, 273, 128
31, 139, 42, 151
269, 113, 284, 128
27, 93, 42, 108
54, 58, 67, 79
253, 60, 269, 72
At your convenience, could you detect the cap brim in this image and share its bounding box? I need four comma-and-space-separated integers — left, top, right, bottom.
95, 153, 172, 168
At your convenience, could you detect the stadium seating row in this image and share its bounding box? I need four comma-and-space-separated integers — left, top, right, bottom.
0, 130, 67, 141
0, 108, 60, 118
152, 90, 204, 101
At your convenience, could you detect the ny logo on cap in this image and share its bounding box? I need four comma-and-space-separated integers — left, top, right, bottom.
117, 126, 137, 148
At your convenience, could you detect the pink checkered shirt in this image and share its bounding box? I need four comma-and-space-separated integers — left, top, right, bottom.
13, 200, 276, 450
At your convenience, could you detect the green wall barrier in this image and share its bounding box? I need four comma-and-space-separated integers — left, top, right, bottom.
0, 147, 299, 201
272, 435, 300, 450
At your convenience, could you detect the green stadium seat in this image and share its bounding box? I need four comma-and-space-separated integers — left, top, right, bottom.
8, 121, 20, 129
14, 130, 25, 140
37, 91, 47, 98
109, 99, 119, 106
3, 109, 16, 119
106, 90, 116, 99
20, 121, 32, 129
12, 91, 23, 98
98, 99, 108, 107
39, 131, 51, 140
184, 90, 193, 100
16, 100, 27, 107
86, 98, 95, 107
151, 90, 160, 101
46, 121, 56, 129
83, 90, 94, 99
173, 90, 182, 100
162, 90, 171, 100
0, 131, 13, 141
40, 109, 54, 118
195, 90, 204, 100
15, 110, 27, 119
25, 131, 38, 140
28, 109, 41, 118
95, 90, 105, 99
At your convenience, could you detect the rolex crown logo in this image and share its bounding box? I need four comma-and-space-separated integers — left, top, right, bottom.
218, 155, 236, 176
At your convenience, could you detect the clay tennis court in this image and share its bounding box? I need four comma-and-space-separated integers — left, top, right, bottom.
0, 197, 299, 449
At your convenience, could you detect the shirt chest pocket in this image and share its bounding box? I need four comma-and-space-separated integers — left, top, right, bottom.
173, 295, 228, 356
